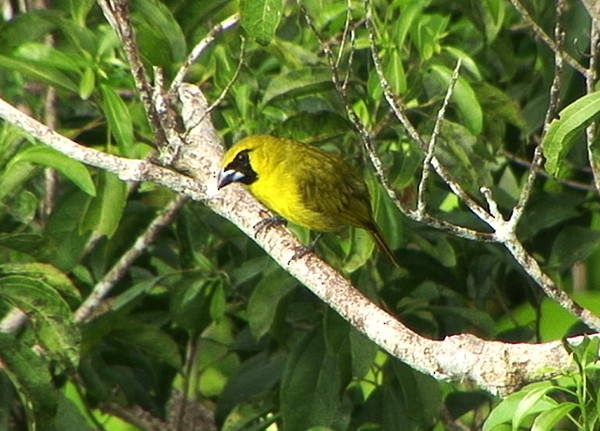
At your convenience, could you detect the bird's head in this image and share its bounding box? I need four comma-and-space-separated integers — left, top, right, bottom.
217, 135, 274, 189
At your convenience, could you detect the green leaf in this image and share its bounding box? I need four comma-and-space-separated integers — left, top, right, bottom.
482, 383, 556, 431
513, 384, 557, 429
56, 393, 94, 431
390, 361, 442, 427
435, 121, 492, 192
428, 64, 483, 135
69, 0, 96, 27
0, 233, 44, 256
13, 42, 81, 73
209, 282, 226, 321
349, 327, 378, 379
393, 1, 426, 48
516, 194, 583, 241
281, 330, 342, 431
0, 54, 78, 93
0, 333, 58, 430
548, 226, 600, 271
410, 14, 449, 61
543, 92, 600, 177
0, 10, 58, 53
276, 111, 350, 143
170, 277, 225, 332
221, 394, 277, 431
445, 47, 482, 80
216, 352, 285, 425
480, 0, 505, 42
131, 0, 187, 66
247, 270, 296, 339
0, 275, 80, 367
0, 263, 81, 308
79, 66, 95, 100
239, 0, 283, 45
100, 84, 134, 155
110, 321, 181, 369
531, 402, 576, 431
421, 305, 496, 335
9, 146, 96, 196
263, 68, 334, 105
0, 159, 37, 202
80, 171, 126, 237
384, 49, 407, 95
339, 228, 374, 271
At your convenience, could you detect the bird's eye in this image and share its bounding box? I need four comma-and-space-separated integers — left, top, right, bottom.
234, 150, 250, 165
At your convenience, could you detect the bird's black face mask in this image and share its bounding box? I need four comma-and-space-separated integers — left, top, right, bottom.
217, 149, 258, 189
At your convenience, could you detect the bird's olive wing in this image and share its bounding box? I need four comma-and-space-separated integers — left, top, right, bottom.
298, 157, 373, 229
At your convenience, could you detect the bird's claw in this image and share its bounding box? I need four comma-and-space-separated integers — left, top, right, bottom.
289, 244, 315, 262
254, 216, 287, 236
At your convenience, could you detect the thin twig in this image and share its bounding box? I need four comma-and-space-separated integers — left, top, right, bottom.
337, 0, 355, 91
508, 0, 587, 75
501, 149, 596, 192
299, 2, 403, 212
302, 0, 492, 242
417, 60, 462, 216
97, 0, 168, 148
0, 308, 27, 334
74, 194, 188, 323
586, 18, 600, 192
189, 36, 246, 130
42, 86, 58, 220
364, 0, 493, 226
509, 0, 566, 228
364, 0, 600, 331
170, 13, 240, 93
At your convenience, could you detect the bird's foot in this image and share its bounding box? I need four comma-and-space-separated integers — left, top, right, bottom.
254, 216, 287, 235
290, 244, 314, 262
288, 233, 322, 263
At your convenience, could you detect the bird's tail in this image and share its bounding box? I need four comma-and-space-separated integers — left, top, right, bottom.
369, 225, 401, 268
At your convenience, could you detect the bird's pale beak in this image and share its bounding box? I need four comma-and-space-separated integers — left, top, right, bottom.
217, 169, 244, 190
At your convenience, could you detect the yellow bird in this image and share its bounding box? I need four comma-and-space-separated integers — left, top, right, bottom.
217, 135, 399, 267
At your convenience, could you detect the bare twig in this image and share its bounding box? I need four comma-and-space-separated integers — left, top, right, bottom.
97, 0, 168, 148
364, 0, 493, 228
508, 0, 587, 75
336, 0, 355, 91
508, 0, 566, 229
74, 194, 188, 323
501, 149, 596, 192
417, 60, 462, 216
301, 0, 493, 242
170, 13, 240, 93
42, 86, 58, 220
0, 309, 27, 334
364, 0, 600, 331
586, 19, 600, 192
187, 36, 246, 131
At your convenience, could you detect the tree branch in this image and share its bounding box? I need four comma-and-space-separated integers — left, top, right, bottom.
0, 83, 595, 396
74, 194, 188, 323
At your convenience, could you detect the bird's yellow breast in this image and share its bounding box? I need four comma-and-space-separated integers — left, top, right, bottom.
245, 138, 337, 231
220, 135, 374, 232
